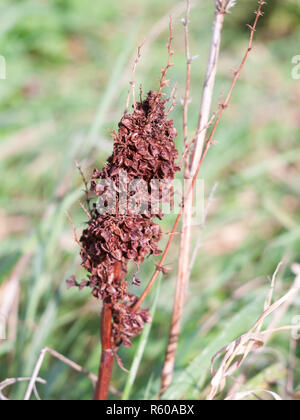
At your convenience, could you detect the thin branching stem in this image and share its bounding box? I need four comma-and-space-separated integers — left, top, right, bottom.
158, 17, 174, 96
24, 347, 98, 401
183, 0, 192, 151
133, 1, 265, 323
126, 41, 145, 112
160, 0, 228, 393
75, 160, 91, 210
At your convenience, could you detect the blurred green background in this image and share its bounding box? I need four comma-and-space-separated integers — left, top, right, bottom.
0, 0, 299, 400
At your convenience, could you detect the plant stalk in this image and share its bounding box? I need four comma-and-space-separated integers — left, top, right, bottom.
93, 303, 114, 400
161, 2, 227, 394
94, 262, 121, 400
130, 0, 264, 396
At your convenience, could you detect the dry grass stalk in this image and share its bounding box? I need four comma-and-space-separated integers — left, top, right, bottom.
264, 262, 300, 342
160, 0, 232, 394
133, 1, 266, 316
225, 389, 283, 401
286, 333, 297, 399
23, 346, 116, 400
182, 0, 192, 154
0, 254, 31, 342
1, 377, 46, 401
160, 0, 267, 394
159, 2, 194, 389
126, 41, 145, 112
207, 263, 300, 400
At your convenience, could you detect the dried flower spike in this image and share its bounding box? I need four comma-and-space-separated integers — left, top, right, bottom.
68, 89, 179, 349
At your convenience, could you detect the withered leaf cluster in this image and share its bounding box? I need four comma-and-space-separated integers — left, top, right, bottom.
68, 91, 179, 348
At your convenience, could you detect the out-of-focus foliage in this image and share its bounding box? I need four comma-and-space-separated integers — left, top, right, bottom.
0, 0, 299, 400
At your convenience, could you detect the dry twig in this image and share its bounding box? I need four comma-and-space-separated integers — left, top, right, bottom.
75, 160, 91, 210
158, 17, 174, 95
23, 346, 110, 400
207, 262, 300, 400
182, 0, 192, 152
0, 254, 31, 342
133, 0, 266, 308
161, 0, 231, 393
0, 377, 46, 401
126, 41, 145, 112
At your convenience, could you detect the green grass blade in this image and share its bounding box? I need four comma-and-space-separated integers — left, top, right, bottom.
162, 294, 265, 400
87, 25, 139, 150
122, 279, 161, 400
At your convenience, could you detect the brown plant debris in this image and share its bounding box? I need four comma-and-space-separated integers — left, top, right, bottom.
68, 90, 179, 348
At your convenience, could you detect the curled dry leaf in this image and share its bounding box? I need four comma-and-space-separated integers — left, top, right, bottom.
226, 389, 283, 401
0, 377, 46, 401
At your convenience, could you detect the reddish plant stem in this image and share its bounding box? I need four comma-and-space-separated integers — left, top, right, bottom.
183, 0, 192, 163
93, 303, 114, 400
158, 17, 174, 96
94, 262, 122, 401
